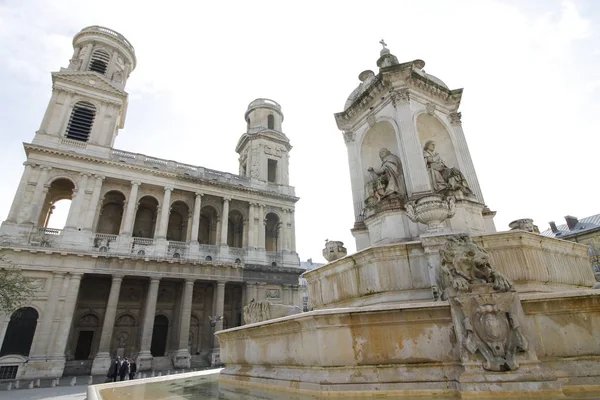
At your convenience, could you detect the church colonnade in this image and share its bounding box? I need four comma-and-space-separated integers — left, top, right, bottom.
0, 271, 302, 373
8, 165, 296, 253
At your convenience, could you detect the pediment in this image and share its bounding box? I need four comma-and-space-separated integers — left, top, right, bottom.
52, 71, 126, 96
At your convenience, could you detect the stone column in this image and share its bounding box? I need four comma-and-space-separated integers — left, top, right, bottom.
81, 43, 94, 70
50, 273, 82, 358
247, 204, 256, 248
256, 282, 266, 301
190, 193, 203, 243
282, 284, 292, 306
30, 272, 65, 358
220, 198, 230, 245
29, 166, 51, 224
242, 219, 248, 248
120, 181, 140, 235
258, 204, 266, 249
65, 173, 90, 229
174, 279, 194, 368
138, 278, 161, 370
393, 90, 432, 195
449, 113, 485, 204
83, 175, 105, 231
290, 210, 297, 252
281, 210, 289, 251
291, 285, 300, 308
6, 162, 33, 223
91, 275, 123, 374
157, 187, 173, 239
213, 281, 226, 348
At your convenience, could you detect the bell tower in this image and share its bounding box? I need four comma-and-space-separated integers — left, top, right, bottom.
34, 26, 136, 156
235, 98, 292, 185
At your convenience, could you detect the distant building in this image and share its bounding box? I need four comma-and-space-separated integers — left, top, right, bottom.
541, 214, 600, 279
0, 26, 303, 379
299, 259, 325, 311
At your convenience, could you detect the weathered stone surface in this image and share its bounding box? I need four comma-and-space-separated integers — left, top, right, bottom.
217, 291, 600, 395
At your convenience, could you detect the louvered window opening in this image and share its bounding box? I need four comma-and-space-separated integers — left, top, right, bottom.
66, 102, 96, 142
88, 50, 110, 75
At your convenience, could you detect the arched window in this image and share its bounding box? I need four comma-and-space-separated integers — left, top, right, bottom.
133, 196, 159, 238
39, 178, 75, 229
265, 213, 280, 252
66, 101, 96, 142
88, 49, 111, 75
0, 307, 39, 357
267, 114, 275, 130
97, 191, 126, 235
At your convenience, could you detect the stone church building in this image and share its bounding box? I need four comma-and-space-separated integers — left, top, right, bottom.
0, 26, 302, 380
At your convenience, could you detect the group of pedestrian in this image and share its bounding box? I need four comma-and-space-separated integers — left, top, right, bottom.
107, 357, 137, 382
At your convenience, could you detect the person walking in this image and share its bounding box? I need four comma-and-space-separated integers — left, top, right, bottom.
107, 357, 120, 382
128, 358, 137, 380
118, 357, 130, 381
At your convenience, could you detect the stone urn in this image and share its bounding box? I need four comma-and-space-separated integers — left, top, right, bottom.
406, 194, 455, 233
322, 240, 347, 262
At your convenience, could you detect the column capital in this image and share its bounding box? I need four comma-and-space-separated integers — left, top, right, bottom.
216, 280, 227, 286
194, 192, 204, 197
79, 172, 92, 178
449, 111, 462, 124
223, 197, 231, 202
111, 274, 125, 281
131, 181, 141, 186
41, 166, 52, 172
93, 174, 106, 181
149, 277, 162, 283
68, 272, 84, 280
164, 186, 174, 192
185, 278, 195, 285
23, 161, 35, 168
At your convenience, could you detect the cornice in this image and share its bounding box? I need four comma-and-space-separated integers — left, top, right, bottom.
23, 143, 299, 203
334, 62, 464, 131
52, 71, 127, 98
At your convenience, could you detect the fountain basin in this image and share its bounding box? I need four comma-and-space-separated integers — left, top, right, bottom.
217, 291, 600, 397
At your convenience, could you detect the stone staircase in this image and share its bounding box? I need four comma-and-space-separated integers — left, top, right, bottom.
150, 356, 173, 372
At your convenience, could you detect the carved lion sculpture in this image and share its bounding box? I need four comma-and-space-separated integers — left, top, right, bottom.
440, 234, 513, 293
243, 299, 302, 324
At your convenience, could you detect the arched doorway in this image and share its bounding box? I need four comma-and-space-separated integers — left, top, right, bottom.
265, 213, 280, 252
227, 210, 244, 248
133, 196, 159, 238
167, 201, 190, 241
39, 178, 76, 228
0, 307, 38, 357
189, 315, 201, 355
74, 313, 100, 360
150, 315, 169, 357
96, 190, 125, 234
198, 206, 218, 245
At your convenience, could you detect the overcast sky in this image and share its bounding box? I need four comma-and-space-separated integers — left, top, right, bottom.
1, 0, 599, 263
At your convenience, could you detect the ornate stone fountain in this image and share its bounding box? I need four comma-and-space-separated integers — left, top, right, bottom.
215, 45, 600, 398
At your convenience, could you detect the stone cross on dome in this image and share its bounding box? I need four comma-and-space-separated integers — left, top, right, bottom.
379, 39, 390, 56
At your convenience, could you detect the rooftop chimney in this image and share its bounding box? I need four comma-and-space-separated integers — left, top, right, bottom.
564, 215, 579, 231
549, 221, 558, 233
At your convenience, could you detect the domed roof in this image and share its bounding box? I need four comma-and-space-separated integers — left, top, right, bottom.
415, 69, 448, 89
344, 70, 376, 110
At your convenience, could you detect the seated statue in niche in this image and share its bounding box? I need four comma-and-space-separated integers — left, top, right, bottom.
365, 148, 407, 206
423, 140, 473, 196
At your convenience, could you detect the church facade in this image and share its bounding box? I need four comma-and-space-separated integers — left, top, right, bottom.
0, 26, 302, 380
